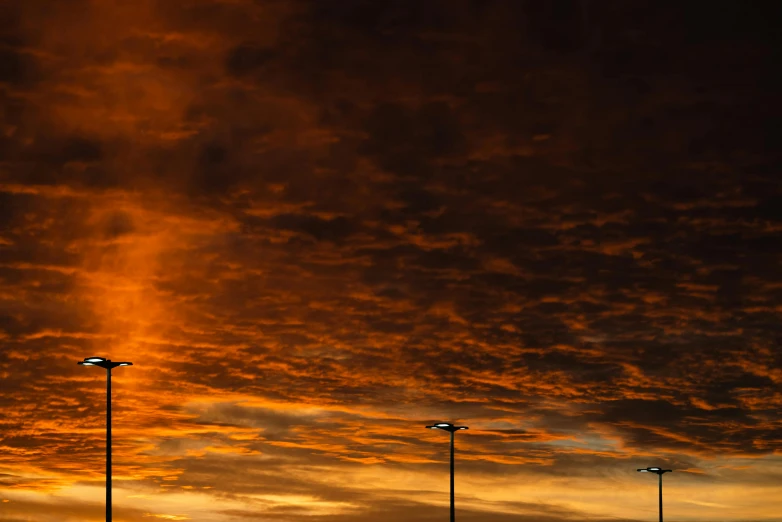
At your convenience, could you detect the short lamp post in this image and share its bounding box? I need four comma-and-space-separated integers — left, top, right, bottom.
426, 422, 468, 522
637, 467, 672, 522
78, 357, 133, 522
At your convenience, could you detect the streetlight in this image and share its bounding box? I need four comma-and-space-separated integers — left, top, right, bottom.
78, 357, 133, 522
637, 467, 672, 522
426, 422, 469, 522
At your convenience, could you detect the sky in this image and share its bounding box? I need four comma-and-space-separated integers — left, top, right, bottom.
1, 0, 781, 521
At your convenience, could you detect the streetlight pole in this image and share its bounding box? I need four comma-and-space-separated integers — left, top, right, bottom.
637, 467, 672, 522
450, 429, 454, 522
107, 364, 111, 522
79, 357, 133, 522
426, 422, 468, 522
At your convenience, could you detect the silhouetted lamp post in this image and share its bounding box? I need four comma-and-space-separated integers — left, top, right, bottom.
78, 357, 133, 522
637, 467, 672, 522
426, 422, 468, 522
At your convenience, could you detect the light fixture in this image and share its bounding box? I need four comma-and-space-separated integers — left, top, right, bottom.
637, 467, 673, 522
78, 356, 133, 522
425, 422, 469, 522
78, 358, 133, 369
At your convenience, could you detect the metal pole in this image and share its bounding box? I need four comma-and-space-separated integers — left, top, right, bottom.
107, 368, 112, 522
658, 472, 662, 522
450, 430, 455, 522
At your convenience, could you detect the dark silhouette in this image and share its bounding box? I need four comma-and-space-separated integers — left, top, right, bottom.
78, 357, 133, 522
637, 467, 673, 522
426, 422, 469, 522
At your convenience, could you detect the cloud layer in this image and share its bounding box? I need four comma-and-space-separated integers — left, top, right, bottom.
1, 1, 781, 521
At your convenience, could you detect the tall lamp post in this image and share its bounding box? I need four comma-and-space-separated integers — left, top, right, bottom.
78, 357, 133, 522
637, 467, 672, 522
426, 422, 469, 522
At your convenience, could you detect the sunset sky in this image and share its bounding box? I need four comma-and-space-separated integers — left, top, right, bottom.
1, 1, 781, 521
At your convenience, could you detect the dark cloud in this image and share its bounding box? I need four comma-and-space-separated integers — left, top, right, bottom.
1, 0, 781, 521
224, 43, 276, 77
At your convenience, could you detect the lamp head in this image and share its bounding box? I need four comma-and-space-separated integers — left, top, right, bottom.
425, 422, 469, 433
78, 357, 134, 369
638, 467, 672, 475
